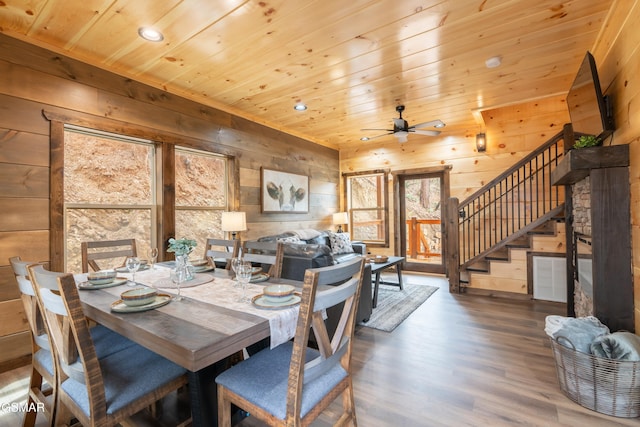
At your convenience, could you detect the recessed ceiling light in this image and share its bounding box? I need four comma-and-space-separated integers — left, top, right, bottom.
138, 27, 164, 42
293, 103, 307, 111
360, 137, 370, 141
485, 56, 502, 68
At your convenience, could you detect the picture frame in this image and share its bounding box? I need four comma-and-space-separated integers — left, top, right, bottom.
261, 168, 309, 213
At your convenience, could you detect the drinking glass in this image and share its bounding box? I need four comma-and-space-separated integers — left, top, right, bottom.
231, 257, 243, 287
125, 257, 141, 286
236, 261, 253, 303
147, 247, 158, 270
170, 268, 186, 301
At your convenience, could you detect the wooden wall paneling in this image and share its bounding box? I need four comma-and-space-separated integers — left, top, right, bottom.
0, 300, 28, 336
0, 231, 50, 265
589, 0, 640, 330
0, 332, 31, 365
0, 267, 19, 301
0, 199, 49, 231
0, 164, 49, 198
0, 128, 49, 166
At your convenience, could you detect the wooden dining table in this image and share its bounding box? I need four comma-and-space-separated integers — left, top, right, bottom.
77, 265, 302, 427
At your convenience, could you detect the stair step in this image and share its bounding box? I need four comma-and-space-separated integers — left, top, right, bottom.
506, 236, 530, 248
466, 260, 489, 273
528, 221, 556, 235
485, 248, 509, 261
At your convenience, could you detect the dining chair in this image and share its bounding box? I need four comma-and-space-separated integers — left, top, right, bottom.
241, 240, 285, 278
203, 237, 241, 269
216, 256, 366, 426
80, 238, 137, 273
29, 265, 189, 427
10, 256, 55, 427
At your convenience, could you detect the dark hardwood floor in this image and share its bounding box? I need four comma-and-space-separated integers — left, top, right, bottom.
1, 272, 637, 426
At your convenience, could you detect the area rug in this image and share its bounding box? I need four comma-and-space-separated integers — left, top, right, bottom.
360, 282, 438, 332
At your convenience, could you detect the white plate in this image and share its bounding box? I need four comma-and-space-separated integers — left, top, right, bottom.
78, 277, 129, 290
263, 294, 294, 303
111, 294, 171, 313
252, 292, 301, 310
115, 265, 150, 273
193, 265, 215, 273
250, 272, 270, 283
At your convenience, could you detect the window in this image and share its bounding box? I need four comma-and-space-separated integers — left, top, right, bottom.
175, 148, 229, 254
64, 126, 156, 272
344, 170, 389, 247
62, 126, 231, 271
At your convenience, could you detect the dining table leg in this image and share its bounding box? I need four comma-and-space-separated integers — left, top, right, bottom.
188, 361, 226, 426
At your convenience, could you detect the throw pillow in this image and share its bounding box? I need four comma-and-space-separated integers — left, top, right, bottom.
277, 236, 302, 244
328, 232, 354, 255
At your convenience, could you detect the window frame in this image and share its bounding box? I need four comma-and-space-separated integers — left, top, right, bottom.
46, 110, 239, 271
342, 169, 390, 248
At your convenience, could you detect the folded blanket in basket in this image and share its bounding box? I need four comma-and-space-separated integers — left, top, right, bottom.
545, 315, 610, 354
591, 331, 640, 361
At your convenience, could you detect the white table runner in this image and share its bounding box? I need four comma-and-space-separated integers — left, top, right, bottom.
77, 265, 299, 348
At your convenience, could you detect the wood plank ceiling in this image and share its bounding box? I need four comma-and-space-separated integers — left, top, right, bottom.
0, 0, 613, 149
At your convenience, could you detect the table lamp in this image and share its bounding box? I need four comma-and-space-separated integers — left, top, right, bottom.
332, 212, 349, 233
221, 211, 247, 240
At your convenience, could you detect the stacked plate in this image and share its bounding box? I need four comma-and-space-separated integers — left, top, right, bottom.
252, 284, 301, 309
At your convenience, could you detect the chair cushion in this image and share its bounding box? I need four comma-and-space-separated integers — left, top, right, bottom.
61, 344, 186, 417
34, 348, 55, 377
215, 342, 347, 420
327, 232, 355, 255
90, 325, 137, 358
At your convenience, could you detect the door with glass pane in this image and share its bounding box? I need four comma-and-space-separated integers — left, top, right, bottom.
397, 171, 448, 274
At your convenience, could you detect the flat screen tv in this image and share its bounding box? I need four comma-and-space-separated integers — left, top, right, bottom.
566, 51, 614, 140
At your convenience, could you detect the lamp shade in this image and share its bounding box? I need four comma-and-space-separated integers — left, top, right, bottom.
332, 212, 348, 225
221, 211, 247, 232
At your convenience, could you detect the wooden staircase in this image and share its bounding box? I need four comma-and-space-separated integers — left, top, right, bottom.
460, 215, 564, 289
447, 128, 577, 294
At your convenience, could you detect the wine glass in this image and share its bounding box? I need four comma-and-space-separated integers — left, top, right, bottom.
170, 268, 186, 301
147, 247, 158, 270
236, 261, 253, 303
125, 257, 141, 286
231, 257, 243, 287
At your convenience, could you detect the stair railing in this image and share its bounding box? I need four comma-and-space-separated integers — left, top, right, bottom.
454, 130, 569, 271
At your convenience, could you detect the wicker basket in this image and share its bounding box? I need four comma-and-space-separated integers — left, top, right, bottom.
549, 337, 640, 417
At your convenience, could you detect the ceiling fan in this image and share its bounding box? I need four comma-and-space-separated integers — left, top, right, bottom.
361, 105, 444, 143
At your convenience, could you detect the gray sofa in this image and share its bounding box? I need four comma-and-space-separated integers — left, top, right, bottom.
257, 230, 372, 323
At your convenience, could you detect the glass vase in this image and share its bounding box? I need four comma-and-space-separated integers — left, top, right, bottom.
175, 254, 195, 281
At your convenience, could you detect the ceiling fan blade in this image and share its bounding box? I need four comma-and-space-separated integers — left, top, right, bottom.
411, 129, 441, 136
364, 132, 394, 140
361, 128, 394, 132
411, 119, 445, 129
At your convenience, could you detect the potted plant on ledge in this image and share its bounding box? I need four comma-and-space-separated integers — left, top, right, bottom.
573, 135, 602, 149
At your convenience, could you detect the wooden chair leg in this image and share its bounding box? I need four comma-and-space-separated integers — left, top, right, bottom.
217, 385, 232, 427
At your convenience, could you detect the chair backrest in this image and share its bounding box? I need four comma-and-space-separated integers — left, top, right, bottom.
29, 264, 110, 425
9, 256, 50, 350
286, 257, 365, 420
203, 238, 241, 269
10, 257, 56, 426
80, 238, 137, 273
241, 241, 284, 278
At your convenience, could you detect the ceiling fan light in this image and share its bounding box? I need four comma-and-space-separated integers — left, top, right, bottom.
395, 131, 408, 143
360, 137, 370, 141
434, 120, 446, 128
